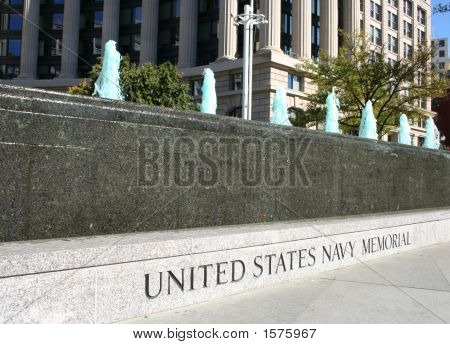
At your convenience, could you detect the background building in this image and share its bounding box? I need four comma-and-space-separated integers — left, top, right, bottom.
0, 0, 433, 145
432, 37, 450, 78
432, 37, 450, 149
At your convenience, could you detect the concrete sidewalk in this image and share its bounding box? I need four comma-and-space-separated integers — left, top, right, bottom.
122, 242, 450, 324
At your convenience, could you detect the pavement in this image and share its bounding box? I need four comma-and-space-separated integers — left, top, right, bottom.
122, 242, 450, 324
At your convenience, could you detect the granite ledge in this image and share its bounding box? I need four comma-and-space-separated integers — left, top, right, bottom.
1, 207, 449, 278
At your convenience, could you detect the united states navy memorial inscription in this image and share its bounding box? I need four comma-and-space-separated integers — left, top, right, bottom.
144, 232, 412, 299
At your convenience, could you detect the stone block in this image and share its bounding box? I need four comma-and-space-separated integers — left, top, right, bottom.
0, 208, 449, 323
0, 85, 449, 242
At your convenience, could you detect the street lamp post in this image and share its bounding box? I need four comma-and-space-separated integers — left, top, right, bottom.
234, 2, 267, 121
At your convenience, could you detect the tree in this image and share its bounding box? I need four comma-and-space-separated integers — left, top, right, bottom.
288, 107, 322, 129
69, 56, 197, 111
433, 2, 450, 14
299, 34, 448, 136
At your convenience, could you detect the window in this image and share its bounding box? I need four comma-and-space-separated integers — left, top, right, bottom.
51, 39, 62, 56
6, 14, 21, 30
8, 65, 19, 78
403, 20, 412, 38
227, 107, 242, 118
159, 2, 171, 19
199, 0, 219, 12
311, 0, 320, 60
375, 2, 381, 21
157, 0, 180, 64
388, 0, 398, 8
158, 30, 170, 46
388, 11, 398, 30
403, 43, 412, 58
417, 118, 425, 128
159, 0, 180, 20
311, 25, 320, 59
0, 64, 20, 79
1, 13, 22, 31
0, 14, 6, 30
79, 13, 87, 29
418, 137, 425, 147
280, 0, 293, 56
38, 40, 45, 56
191, 80, 203, 96
198, 20, 218, 42
230, 73, 242, 91
120, 6, 142, 25
119, 34, 141, 54
52, 13, 64, 30
132, 34, 140, 51
288, 73, 303, 91
417, 72, 425, 86
312, 25, 320, 46
134, 7, 142, 24
371, 26, 382, 45
417, 7, 426, 25
439, 62, 445, 70
94, 11, 103, 28
388, 34, 398, 53
50, 65, 61, 78
312, 0, 320, 15
197, 0, 219, 65
282, 13, 292, 35
403, 0, 412, 17
370, 1, 382, 21
120, 8, 132, 25
37, 65, 48, 78
0, 39, 6, 56
93, 37, 102, 55
439, 50, 445, 57
439, 40, 445, 47
369, 50, 382, 62
417, 29, 425, 45
78, 39, 86, 56
1, 39, 21, 56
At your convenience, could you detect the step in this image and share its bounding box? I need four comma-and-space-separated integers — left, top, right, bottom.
1, 208, 449, 323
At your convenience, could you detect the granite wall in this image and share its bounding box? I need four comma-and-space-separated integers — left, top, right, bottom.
0, 84, 449, 242
1, 209, 449, 323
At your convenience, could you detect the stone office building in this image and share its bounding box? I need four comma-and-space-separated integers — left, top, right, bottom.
432, 38, 450, 78
0, 0, 433, 144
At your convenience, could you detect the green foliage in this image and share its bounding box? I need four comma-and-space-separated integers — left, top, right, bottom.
300, 33, 448, 136
433, 2, 450, 14
68, 61, 102, 96
69, 56, 197, 111
288, 107, 323, 129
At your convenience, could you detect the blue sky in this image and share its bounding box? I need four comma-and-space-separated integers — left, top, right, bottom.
432, 0, 450, 38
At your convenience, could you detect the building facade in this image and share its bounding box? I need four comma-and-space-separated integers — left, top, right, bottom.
432, 38, 450, 78
432, 38, 450, 149
0, 0, 433, 145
